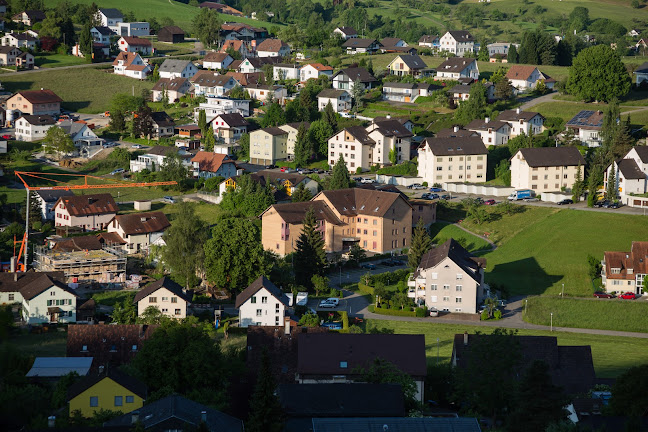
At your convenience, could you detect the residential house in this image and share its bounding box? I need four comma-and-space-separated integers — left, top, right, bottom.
202, 52, 233, 70
327, 126, 376, 171
409, 239, 486, 313
158, 25, 185, 43
158, 59, 197, 80
134, 277, 190, 319
510, 147, 585, 193
96, 8, 124, 31
2, 32, 37, 49
506, 65, 555, 91
634, 61, 648, 85
191, 151, 238, 178
0, 46, 20, 66
274, 63, 301, 81
602, 241, 648, 295
317, 89, 351, 113
449, 82, 495, 103
0, 271, 64, 307
12, 9, 45, 26
342, 38, 382, 55
201, 2, 244, 16
219, 39, 249, 58
296, 333, 427, 402
210, 112, 248, 145
452, 333, 596, 396
190, 70, 238, 96
418, 34, 440, 49
565, 110, 604, 147
54, 193, 118, 231
130, 145, 188, 172
117, 36, 152, 55
6, 89, 62, 121
417, 136, 488, 184
67, 324, 159, 368
256, 38, 290, 57
366, 118, 413, 165
300, 63, 334, 82
497, 108, 544, 137
112, 51, 150, 79
34, 190, 75, 220
387, 54, 430, 77
487, 42, 517, 60
21, 273, 78, 324
435, 57, 479, 80
195, 96, 251, 123
235, 276, 290, 327
382, 82, 425, 103
117, 22, 150, 38
16, 50, 33, 68
107, 211, 171, 254
220, 22, 267, 42
374, 116, 415, 132
466, 117, 510, 146
90, 26, 115, 45
104, 395, 243, 431
149, 111, 175, 138
14, 114, 55, 142
332, 67, 378, 92
261, 188, 413, 256
604, 147, 648, 202
226, 71, 263, 86
151, 77, 192, 102
279, 122, 310, 159
439, 30, 475, 56
249, 127, 289, 165
333, 27, 358, 40
245, 84, 287, 103
58, 120, 104, 148
381, 37, 408, 50
410, 198, 437, 227
67, 369, 147, 417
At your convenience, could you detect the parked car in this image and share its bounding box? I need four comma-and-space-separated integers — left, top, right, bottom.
390, 259, 405, 266
429, 193, 440, 200
557, 199, 573, 205
1, 134, 13, 140
409, 183, 425, 190
484, 199, 496, 205
163, 196, 176, 204
361, 263, 376, 270
593, 291, 614, 298
593, 200, 609, 208
429, 187, 444, 192
474, 197, 484, 204
603, 201, 621, 209
429, 308, 439, 317
110, 168, 125, 175
265, 164, 277, 169
319, 298, 340, 308
361, 178, 375, 184
353, 177, 363, 182
381, 260, 395, 267
132, 144, 143, 149
102, 142, 117, 148
280, 166, 293, 173
524, 197, 540, 202
440, 194, 451, 200
620, 292, 637, 300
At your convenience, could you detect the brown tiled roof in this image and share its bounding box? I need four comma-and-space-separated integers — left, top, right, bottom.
15, 89, 62, 104
344, 126, 375, 145
113, 211, 170, 236
506, 65, 540, 81
67, 324, 159, 368
497, 109, 543, 123
204, 52, 230, 63
297, 333, 427, 377
159, 25, 185, 35
113, 51, 141, 67
420, 136, 487, 156
121, 36, 152, 47
371, 119, 413, 138
416, 239, 485, 281
225, 71, 262, 86
151, 77, 189, 92
617, 159, 645, 180
55, 193, 118, 217
191, 151, 232, 172
220, 39, 244, 53
235, 276, 290, 308
318, 89, 349, 99
263, 200, 343, 225
604, 241, 648, 280
256, 38, 288, 53
317, 187, 410, 218
21, 274, 77, 300
466, 118, 509, 132
51, 235, 103, 252
97, 232, 127, 245
213, 113, 248, 127
437, 57, 476, 73
251, 170, 308, 188
517, 147, 585, 168
67, 368, 147, 401
134, 277, 190, 303
0, 271, 64, 293
453, 334, 596, 395
150, 111, 175, 127
191, 70, 236, 87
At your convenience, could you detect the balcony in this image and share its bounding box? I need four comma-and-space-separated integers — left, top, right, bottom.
407, 287, 425, 299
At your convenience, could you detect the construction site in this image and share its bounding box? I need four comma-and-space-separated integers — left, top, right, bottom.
33, 245, 127, 284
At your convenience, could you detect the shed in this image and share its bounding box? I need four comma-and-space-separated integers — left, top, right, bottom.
158, 25, 185, 43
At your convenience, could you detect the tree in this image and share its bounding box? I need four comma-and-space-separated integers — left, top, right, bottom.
311, 274, 329, 297
494, 78, 513, 100
109, 110, 125, 132
329, 155, 351, 189
162, 203, 208, 287
292, 183, 312, 202
610, 364, 648, 417
606, 163, 617, 201
507, 361, 568, 432
261, 102, 286, 127
42, 126, 75, 160
354, 358, 418, 409
571, 164, 584, 202
294, 207, 327, 288
298, 312, 319, 326
203, 127, 216, 152
158, 153, 189, 183
247, 350, 283, 432
347, 244, 366, 266
239, 133, 250, 160
293, 123, 310, 167
204, 218, 275, 292
309, 119, 334, 158
587, 164, 603, 207
454, 82, 487, 124
351, 79, 364, 113
193, 7, 221, 48
586, 254, 602, 280
136, 306, 169, 325
219, 174, 275, 217
408, 218, 432, 268
110, 293, 137, 324
132, 104, 154, 139
324, 101, 337, 131
478, 42, 490, 61
78, 23, 93, 62
507, 44, 518, 63
197, 109, 207, 134
388, 146, 397, 165
567, 45, 631, 102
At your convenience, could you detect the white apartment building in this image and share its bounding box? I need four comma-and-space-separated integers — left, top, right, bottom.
439, 31, 475, 56
604, 147, 648, 201
194, 96, 251, 123
435, 57, 479, 80
418, 136, 488, 185
15, 115, 55, 142
510, 147, 585, 194
235, 276, 289, 327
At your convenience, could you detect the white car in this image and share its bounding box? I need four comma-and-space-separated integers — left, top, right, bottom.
319, 298, 340, 308
110, 168, 125, 175
361, 178, 375, 184
132, 144, 143, 149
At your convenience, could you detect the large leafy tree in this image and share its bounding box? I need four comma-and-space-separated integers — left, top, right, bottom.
132, 104, 154, 138
567, 45, 631, 102
454, 82, 487, 125
110, 293, 136, 324
408, 218, 432, 268
158, 153, 189, 183
219, 174, 275, 217
294, 207, 326, 288
354, 358, 419, 409
609, 363, 648, 417
78, 23, 93, 62
162, 203, 208, 288
261, 102, 286, 127
246, 350, 283, 432
293, 122, 310, 167
494, 79, 513, 100
193, 7, 221, 48
204, 218, 275, 292
329, 155, 351, 190
309, 119, 334, 158
42, 126, 75, 160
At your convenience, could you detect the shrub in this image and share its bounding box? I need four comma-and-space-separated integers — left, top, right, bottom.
494, 309, 502, 320
481, 310, 489, 320
341, 311, 349, 330
415, 307, 426, 317
368, 305, 417, 317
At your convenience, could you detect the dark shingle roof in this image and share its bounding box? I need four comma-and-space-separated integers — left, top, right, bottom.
497, 109, 543, 123
146, 145, 178, 156
159, 59, 193, 74
20, 114, 56, 126
134, 277, 190, 303
0, 271, 64, 293
113, 211, 170, 236
93, 26, 115, 36
261, 126, 289, 136
235, 276, 289, 308
214, 112, 248, 127
51, 235, 103, 252
344, 126, 375, 145
54, 193, 118, 217
15, 89, 62, 104
159, 25, 185, 35
416, 239, 485, 281
636, 61, 648, 74
335, 67, 378, 83
565, 110, 605, 130
394, 54, 427, 69
371, 119, 413, 138
150, 111, 175, 127
421, 136, 487, 156
99, 8, 123, 19
336, 26, 357, 36
447, 30, 475, 42
318, 89, 349, 98
517, 147, 585, 168
633, 146, 648, 164
437, 57, 476, 73
318, 188, 410, 218
466, 118, 508, 132
311, 417, 482, 432
67, 369, 147, 401
35, 189, 75, 203
617, 159, 645, 180
21, 274, 77, 301
435, 128, 479, 139
342, 38, 381, 49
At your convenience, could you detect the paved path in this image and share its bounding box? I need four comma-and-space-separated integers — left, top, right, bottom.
519, 92, 557, 110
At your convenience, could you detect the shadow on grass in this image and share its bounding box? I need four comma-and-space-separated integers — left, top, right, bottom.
487, 256, 563, 296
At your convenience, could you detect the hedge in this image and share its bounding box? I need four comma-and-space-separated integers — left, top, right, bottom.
368, 304, 417, 317
357, 283, 374, 296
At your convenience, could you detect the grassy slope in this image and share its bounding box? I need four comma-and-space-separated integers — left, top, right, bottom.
524, 296, 648, 333
429, 222, 492, 253
374, 319, 648, 378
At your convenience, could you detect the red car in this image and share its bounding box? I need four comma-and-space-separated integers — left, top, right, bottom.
620, 292, 637, 300
593, 291, 614, 298
484, 199, 496, 205
1, 135, 13, 140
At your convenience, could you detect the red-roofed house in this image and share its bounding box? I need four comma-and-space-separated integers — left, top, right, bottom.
300, 63, 334, 82
602, 241, 648, 295
54, 193, 118, 231
112, 52, 151, 79
190, 151, 238, 178
219, 39, 249, 58
117, 36, 153, 55
256, 39, 290, 58
107, 212, 171, 254
505, 65, 555, 91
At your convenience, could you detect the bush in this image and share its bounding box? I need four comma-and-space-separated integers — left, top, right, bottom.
481, 310, 489, 320
415, 307, 426, 317
368, 304, 417, 317
341, 311, 349, 330
493, 309, 502, 320
357, 283, 374, 295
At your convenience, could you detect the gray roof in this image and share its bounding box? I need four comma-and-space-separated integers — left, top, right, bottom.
383, 82, 417, 89
26, 357, 93, 378
497, 109, 543, 123
466, 118, 508, 132
235, 276, 290, 308
416, 239, 485, 282
634, 61, 648, 74
437, 57, 476, 73
311, 417, 482, 432
421, 136, 488, 156
617, 158, 645, 180
159, 59, 194, 73
35, 189, 75, 202
342, 38, 381, 49
447, 30, 475, 42
335, 67, 378, 83
58, 120, 86, 136
395, 54, 427, 69
99, 8, 123, 19
516, 147, 585, 168
92, 26, 114, 36
20, 115, 56, 126
318, 88, 349, 98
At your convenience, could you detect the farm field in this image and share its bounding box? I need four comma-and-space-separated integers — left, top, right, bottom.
524, 296, 648, 333
375, 319, 648, 378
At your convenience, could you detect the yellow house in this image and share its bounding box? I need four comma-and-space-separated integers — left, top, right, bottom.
68, 369, 147, 417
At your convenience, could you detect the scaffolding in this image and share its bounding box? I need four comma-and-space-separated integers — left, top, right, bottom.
33, 245, 127, 284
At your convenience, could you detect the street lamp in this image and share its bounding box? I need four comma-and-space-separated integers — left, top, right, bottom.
562, 283, 564, 298
550, 312, 553, 332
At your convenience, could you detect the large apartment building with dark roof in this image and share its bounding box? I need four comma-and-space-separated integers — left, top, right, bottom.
417, 135, 488, 185
510, 147, 585, 194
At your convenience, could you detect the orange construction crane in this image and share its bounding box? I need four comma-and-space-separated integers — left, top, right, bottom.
13, 171, 177, 273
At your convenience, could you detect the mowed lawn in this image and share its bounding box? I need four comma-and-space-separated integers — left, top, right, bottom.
1, 67, 154, 113
35, 53, 88, 68
428, 222, 492, 253
524, 296, 648, 333
479, 209, 648, 297
372, 319, 648, 378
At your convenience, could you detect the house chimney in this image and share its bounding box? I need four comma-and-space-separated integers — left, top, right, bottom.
131, 411, 139, 424
284, 316, 291, 335
463, 331, 468, 346
48, 416, 56, 428
13, 270, 17, 282
516, 107, 521, 114
201, 411, 207, 422
453, 125, 459, 133
98, 365, 105, 374
484, 117, 490, 124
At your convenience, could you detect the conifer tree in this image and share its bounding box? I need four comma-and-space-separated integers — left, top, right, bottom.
408, 218, 432, 268
294, 207, 327, 288
606, 164, 617, 201
329, 155, 351, 190
246, 350, 283, 432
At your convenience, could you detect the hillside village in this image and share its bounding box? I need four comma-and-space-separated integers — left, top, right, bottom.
0, 0, 647, 431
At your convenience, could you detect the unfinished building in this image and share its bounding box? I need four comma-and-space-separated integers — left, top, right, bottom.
33, 245, 127, 284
